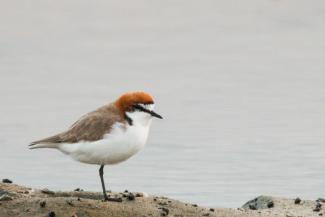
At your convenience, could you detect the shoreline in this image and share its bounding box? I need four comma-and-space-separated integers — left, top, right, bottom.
0, 182, 324, 217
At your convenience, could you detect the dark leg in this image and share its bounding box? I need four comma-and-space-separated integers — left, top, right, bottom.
99, 165, 122, 202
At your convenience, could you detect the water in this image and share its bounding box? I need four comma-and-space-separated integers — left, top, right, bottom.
1, 0, 325, 207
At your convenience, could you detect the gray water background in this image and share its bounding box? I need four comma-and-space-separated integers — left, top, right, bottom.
1, 0, 325, 207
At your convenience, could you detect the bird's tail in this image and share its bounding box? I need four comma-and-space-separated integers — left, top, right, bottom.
29, 134, 62, 149
29, 142, 58, 149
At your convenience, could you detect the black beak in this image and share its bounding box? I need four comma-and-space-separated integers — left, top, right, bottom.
132, 104, 163, 119
150, 111, 163, 119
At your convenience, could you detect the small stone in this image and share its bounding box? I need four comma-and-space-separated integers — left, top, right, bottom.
203, 213, 210, 216
158, 201, 168, 206
135, 192, 145, 197
2, 179, 12, 184
47, 211, 56, 217
0, 194, 13, 201
74, 188, 83, 192
294, 197, 301, 204
66, 200, 74, 206
154, 198, 157, 201
77, 197, 81, 201
192, 204, 198, 207
242, 196, 274, 210
314, 207, 321, 212
267, 201, 274, 208
314, 203, 322, 212
127, 193, 135, 201
40, 201, 46, 208
159, 207, 169, 216
124, 190, 129, 193
319, 213, 323, 216
317, 198, 325, 203
209, 208, 215, 212
249, 204, 257, 210
41, 188, 55, 195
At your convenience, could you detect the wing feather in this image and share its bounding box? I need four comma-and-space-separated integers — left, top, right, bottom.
30, 103, 124, 147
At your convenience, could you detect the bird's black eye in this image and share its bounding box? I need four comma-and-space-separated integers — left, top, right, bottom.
132, 104, 143, 111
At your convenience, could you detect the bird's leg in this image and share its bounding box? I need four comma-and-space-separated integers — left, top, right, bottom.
99, 165, 108, 200
99, 165, 122, 202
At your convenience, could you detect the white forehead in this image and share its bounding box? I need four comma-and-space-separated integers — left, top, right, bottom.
139, 103, 155, 111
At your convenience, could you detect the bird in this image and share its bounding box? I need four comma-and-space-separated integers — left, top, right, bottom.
29, 91, 163, 202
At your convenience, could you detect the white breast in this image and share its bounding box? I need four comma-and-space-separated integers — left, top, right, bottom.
58, 113, 152, 165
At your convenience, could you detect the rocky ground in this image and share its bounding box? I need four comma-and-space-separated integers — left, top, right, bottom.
0, 180, 324, 217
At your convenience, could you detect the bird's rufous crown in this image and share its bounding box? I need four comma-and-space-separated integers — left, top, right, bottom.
115, 91, 154, 113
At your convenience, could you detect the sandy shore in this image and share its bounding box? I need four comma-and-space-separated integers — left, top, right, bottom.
0, 182, 324, 217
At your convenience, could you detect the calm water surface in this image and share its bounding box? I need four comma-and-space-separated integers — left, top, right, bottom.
1, 0, 325, 207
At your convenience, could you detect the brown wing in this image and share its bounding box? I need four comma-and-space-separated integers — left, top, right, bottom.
30, 103, 124, 145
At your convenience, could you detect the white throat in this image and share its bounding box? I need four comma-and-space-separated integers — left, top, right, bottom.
126, 103, 155, 127
126, 111, 152, 126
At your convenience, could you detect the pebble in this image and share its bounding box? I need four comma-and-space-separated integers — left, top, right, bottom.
74, 188, 83, 192
158, 201, 168, 206
47, 211, 56, 217
66, 199, 74, 206
192, 204, 198, 207
40, 201, 46, 208
294, 197, 301, 204
41, 188, 55, 195
0, 194, 13, 201
314, 202, 322, 212
209, 208, 215, 212
314, 208, 321, 212
267, 201, 274, 208
317, 198, 325, 203
2, 179, 12, 184
158, 207, 169, 216
203, 213, 210, 216
135, 192, 145, 197
249, 204, 257, 210
127, 193, 135, 201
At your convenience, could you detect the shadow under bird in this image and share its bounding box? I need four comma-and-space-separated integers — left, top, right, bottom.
29, 91, 163, 201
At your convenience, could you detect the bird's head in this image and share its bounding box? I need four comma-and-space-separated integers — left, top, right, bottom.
115, 91, 163, 125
